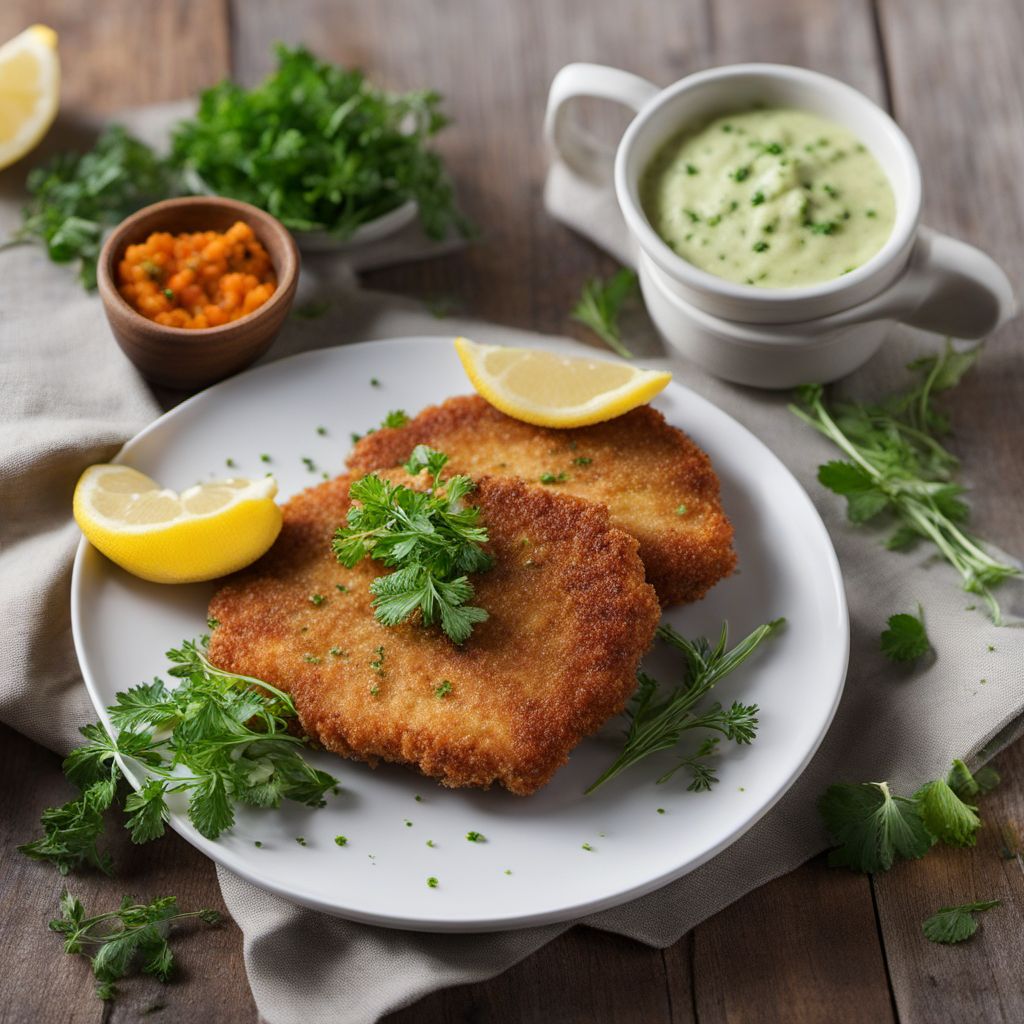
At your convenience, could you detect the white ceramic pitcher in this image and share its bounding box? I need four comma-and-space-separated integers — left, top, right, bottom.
545, 62, 1017, 387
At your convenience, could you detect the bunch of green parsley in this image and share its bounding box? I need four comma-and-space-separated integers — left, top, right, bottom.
20, 635, 337, 875
13, 45, 467, 288
171, 45, 469, 240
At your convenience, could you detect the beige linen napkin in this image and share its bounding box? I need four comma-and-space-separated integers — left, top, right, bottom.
2, 108, 1022, 1024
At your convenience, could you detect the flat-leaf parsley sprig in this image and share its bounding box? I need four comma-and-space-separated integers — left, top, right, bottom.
571, 268, 638, 359
790, 343, 1019, 622
818, 759, 998, 874
332, 446, 493, 644
49, 889, 221, 1001
20, 636, 337, 873
586, 618, 784, 794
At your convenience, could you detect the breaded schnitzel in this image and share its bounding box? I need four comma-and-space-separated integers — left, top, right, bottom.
207, 473, 659, 795
347, 395, 736, 605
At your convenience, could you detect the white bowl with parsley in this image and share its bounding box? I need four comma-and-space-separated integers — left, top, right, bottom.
546, 63, 1016, 387
172, 47, 468, 253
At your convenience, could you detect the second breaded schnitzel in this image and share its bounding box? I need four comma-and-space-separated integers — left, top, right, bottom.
348, 395, 736, 605
207, 473, 659, 795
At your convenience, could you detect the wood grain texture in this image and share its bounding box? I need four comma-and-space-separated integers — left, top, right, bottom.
0, 0, 229, 112
385, 927, 676, 1024
689, 857, 897, 1024
1, 1, 1022, 1022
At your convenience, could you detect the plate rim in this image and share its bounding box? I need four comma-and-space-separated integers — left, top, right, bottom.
70, 335, 849, 932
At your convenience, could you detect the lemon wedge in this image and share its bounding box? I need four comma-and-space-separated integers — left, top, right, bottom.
73, 465, 282, 584
454, 336, 672, 428
0, 25, 60, 171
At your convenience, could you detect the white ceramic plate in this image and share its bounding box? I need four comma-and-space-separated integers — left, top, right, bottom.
71, 336, 848, 932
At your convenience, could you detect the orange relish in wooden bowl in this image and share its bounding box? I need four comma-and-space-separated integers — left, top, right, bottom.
116, 221, 277, 329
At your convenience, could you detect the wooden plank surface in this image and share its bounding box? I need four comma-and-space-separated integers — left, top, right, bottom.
0, 1, 1021, 1022
872, 1, 1024, 1017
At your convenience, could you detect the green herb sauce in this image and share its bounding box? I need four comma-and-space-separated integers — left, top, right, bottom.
640, 108, 895, 287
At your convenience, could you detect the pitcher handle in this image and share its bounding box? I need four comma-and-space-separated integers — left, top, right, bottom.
877, 227, 1017, 338
543, 64, 659, 268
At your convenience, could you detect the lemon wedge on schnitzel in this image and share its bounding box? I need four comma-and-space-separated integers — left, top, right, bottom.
454, 336, 671, 428
74, 465, 282, 583
0, 25, 60, 171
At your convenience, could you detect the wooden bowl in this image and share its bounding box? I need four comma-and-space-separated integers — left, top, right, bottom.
97, 196, 300, 390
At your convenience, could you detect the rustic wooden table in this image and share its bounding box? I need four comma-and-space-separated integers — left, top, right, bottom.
2, 1, 1022, 1021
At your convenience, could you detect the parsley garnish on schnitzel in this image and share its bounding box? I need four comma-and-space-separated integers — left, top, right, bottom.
332, 446, 493, 644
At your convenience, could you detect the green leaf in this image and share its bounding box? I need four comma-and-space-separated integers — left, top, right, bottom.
819, 781, 934, 873
571, 269, 637, 359
922, 899, 1000, 944
973, 765, 1001, 794
886, 525, 921, 551
880, 609, 931, 663
24, 635, 336, 879
124, 778, 168, 844
945, 758, 999, 801
187, 773, 234, 839
46, 892, 218, 1002
403, 444, 449, 480
19, 773, 120, 875
106, 679, 175, 731
381, 409, 409, 429
16, 124, 177, 289
62, 723, 120, 789
141, 938, 175, 981
817, 461, 889, 522
914, 779, 981, 847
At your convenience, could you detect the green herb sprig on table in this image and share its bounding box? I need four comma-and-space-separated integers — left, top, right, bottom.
20, 636, 336, 873
332, 446, 493, 644
11, 125, 178, 287
49, 890, 220, 1001
571, 268, 639, 359
818, 759, 999, 874
171, 45, 469, 241
790, 343, 1019, 623
586, 618, 784, 794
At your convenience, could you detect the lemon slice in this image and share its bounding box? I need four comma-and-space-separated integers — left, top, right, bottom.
454, 336, 671, 428
74, 464, 283, 584
0, 25, 60, 171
